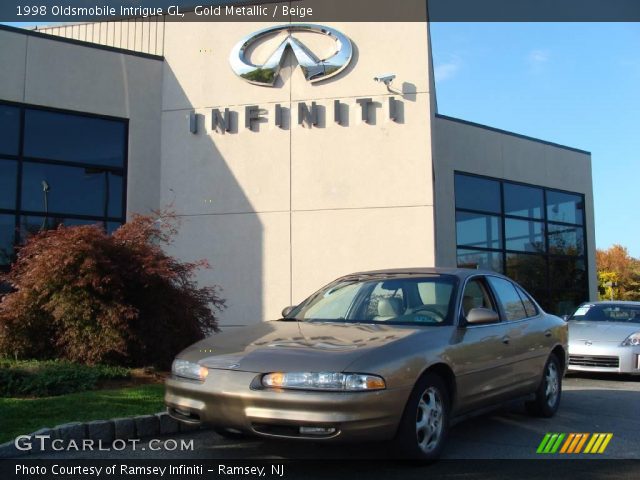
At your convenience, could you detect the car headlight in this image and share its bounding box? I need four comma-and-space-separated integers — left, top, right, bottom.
261, 372, 386, 391
171, 359, 208, 381
621, 332, 640, 346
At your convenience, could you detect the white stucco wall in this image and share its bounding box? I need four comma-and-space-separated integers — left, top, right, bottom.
159, 16, 437, 325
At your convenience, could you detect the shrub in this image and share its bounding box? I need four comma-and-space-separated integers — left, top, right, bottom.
0, 212, 224, 368
0, 359, 131, 397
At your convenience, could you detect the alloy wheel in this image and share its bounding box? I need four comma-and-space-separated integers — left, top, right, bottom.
415, 386, 444, 453
545, 361, 559, 407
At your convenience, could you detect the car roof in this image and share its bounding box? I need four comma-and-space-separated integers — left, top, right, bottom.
339, 267, 508, 281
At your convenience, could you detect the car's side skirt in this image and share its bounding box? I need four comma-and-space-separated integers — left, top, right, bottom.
450, 394, 536, 427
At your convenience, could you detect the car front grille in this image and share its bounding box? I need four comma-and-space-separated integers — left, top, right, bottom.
569, 355, 619, 368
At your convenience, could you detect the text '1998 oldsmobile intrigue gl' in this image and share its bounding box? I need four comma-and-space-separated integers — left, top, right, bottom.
165, 268, 567, 460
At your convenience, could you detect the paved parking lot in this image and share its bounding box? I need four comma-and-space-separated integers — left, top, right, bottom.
36, 373, 639, 460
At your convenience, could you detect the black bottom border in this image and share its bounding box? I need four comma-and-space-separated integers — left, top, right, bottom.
3, 459, 640, 480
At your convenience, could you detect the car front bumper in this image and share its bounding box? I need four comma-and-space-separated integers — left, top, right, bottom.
165, 369, 412, 441
568, 342, 640, 374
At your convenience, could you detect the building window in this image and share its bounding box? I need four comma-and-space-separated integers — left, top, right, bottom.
0, 105, 20, 156
504, 183, 544, 219
454, 174, 501, 214
457, 248, 504, 273
0, 215, 14, 266
546, 191, 584, 225
504, 218, 545, 253
0, 100, 127, 270
23, 109, 126, 167
454, 172, 588, 315
0, 159, 18, 209
456, 212, 502, 249
21, 163, 123, 217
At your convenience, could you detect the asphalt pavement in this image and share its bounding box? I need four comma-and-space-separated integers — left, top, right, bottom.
33, 373, 639, 460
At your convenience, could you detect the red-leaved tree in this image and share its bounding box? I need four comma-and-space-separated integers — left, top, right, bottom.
0, 212, 224, 368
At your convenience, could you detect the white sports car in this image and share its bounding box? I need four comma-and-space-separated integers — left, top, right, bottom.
568, 301, 640, 374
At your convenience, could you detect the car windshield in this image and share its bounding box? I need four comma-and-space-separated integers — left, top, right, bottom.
286, 275, 457, 326
569, 304, 640, 323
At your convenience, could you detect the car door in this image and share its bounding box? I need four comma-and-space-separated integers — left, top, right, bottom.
448, 275, 517, 413
486, 276, 546, 395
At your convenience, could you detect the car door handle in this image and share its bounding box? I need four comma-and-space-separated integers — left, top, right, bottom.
544, 330, 552, 337
502, 336, 510, 344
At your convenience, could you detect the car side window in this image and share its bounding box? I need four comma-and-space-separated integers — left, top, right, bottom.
487, 277, 528, 321
461, 278, 496, 317
515, 285, 538, 317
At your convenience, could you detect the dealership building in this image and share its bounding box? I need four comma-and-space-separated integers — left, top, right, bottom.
0, 4, 596, 326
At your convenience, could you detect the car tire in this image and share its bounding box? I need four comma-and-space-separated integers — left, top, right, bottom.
214, 427, 251, 440
526, 353, 562, 417
394, 373, 450, 461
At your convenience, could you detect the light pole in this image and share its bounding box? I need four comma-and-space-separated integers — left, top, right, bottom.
40, 180, 50, 231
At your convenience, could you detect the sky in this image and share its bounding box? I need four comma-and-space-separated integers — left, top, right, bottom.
3, 21, 639, 256
429, 22, 640, 257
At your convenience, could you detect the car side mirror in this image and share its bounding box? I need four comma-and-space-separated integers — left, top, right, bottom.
281, 305, 296, 318
562, 315, 569, 322
466, 307, 500, 325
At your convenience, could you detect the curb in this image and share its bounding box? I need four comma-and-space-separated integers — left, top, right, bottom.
0, 412, 203, 459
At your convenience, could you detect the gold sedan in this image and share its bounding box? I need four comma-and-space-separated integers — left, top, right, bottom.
165, 268, 567, 460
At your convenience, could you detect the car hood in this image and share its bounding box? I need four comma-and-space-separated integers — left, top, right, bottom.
177, 321, 422, 373
569, 321, 640, 343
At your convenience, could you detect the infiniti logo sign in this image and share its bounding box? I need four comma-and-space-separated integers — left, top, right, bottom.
229, 24, 353, 86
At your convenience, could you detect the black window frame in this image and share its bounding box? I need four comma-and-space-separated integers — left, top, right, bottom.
0, 99, 128, 272
454, 171, 589, 314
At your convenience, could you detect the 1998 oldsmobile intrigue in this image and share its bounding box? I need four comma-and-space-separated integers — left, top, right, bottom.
165, 268, 567, 460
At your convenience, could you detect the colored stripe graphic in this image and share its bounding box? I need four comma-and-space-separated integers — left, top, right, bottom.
538, 433, 613, 454
549, 433, 565, 453
584, 434, 598, 453
597, 433, 614, 453
574, 433, 589, 453
543, 433, 558, 453
559, 433, 575, 453
561, 433, 587, 453
584, 433, 614, 454
537, 433, 565, 453
537, 433, 552, 453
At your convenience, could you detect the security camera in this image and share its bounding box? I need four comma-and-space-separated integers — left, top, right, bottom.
374, 73, 396, 85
